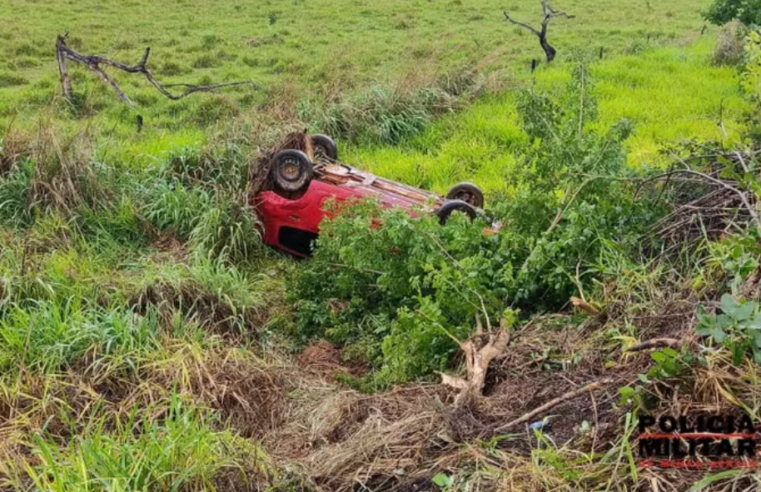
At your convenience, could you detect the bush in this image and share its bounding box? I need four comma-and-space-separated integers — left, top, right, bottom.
713, 21, 748, 65
289, 201, 513, 385
705, 0, 761, 26
744, 31, 761, 102
289, 58, 667, 386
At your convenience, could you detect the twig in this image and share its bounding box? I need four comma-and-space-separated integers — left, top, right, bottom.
624, 338, 681, 353
493, 379, 610, 432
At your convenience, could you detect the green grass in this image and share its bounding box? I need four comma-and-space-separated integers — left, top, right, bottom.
0, 0, 717, 138
22, 396, 271, 492
342, 38, 749, 197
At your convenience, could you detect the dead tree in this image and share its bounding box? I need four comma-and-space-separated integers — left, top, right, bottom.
439, 315, 512, 405
503, 0, 574, 63
55, 34, 256, 127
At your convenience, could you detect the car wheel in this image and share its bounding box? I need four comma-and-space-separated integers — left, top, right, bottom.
436, 199, 477, 225
271, 149, 314, 193
311, 134, 338, 161
446, 182, 484, 209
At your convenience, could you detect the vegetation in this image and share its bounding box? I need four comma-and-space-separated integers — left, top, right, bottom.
292, 59, 665, 386
3, 0, 761, 490
705, 0, 761, 26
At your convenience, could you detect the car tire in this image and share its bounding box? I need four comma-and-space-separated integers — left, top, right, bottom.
446, 182, 484, 209
311, 134, 338, 161
436, 199, 477, 225
271, 149, 314, 193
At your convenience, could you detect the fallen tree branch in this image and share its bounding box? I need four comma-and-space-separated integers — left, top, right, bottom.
624, 338, 681, 353
55, 34, 257, 125
570, 296, 600, 316
493, 379, 611, 433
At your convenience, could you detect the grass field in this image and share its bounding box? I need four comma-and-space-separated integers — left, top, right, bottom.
345, 37, 749, 195
2, 0, 761, 490
0, 0, 720, 137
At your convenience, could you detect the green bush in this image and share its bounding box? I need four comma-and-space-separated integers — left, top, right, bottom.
289, 58, 667, 386
290, 201, 513, 385
704, 0, 761, 26
744, 31, 761, 102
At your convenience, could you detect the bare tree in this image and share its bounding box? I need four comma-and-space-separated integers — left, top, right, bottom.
55, 34, 256, 128
503, 0, 574, 63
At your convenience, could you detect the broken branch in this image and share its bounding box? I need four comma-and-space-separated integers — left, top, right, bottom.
570, 296, 600, 316
625, 338, 681, 353
55, 34, 257, 123
493, 379, 610, 433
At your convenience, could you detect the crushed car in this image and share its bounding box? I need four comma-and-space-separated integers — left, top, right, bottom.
250, 132, 489, 257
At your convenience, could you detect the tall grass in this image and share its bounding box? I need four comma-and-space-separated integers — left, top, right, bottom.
343, 39, 748, 197
22, 396, 272, 492
0, 299, 160, 375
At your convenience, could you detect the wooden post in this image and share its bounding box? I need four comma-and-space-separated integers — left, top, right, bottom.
56, 35, 73, 100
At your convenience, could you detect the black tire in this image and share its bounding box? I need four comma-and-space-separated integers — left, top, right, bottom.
271, 149, 314, 193
311, 134, 338, 161
435, 199, 477, 225
446, 182, 484, 209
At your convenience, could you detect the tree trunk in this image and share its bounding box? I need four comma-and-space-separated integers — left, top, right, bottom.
539, 34, 557, 63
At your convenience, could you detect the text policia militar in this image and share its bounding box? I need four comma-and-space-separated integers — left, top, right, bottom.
635, 413, 758, 470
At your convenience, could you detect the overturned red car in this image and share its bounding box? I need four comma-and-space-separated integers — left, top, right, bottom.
251, 134, 487, 257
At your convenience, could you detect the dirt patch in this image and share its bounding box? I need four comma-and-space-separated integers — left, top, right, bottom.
150, 230, 187, 263
298, 339, 341, 369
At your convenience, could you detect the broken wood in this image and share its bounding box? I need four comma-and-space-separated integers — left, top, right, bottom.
570, 296, 600, 316
55, 34, 256, 126
493, 379, 610, 433
439, 316, 512, 405
625, 338, 681, 353
503, 0, 574, 63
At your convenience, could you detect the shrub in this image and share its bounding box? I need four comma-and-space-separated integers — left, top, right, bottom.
289, 57, 668, 386
704, 0, 761, 26
290, 201, 512, 384
712, 21, 748, 65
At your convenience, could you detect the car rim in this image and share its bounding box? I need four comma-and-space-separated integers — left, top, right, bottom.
282, 159, 300, 181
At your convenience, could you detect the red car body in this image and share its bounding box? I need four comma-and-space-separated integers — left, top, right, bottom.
253, 163, 446, 257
